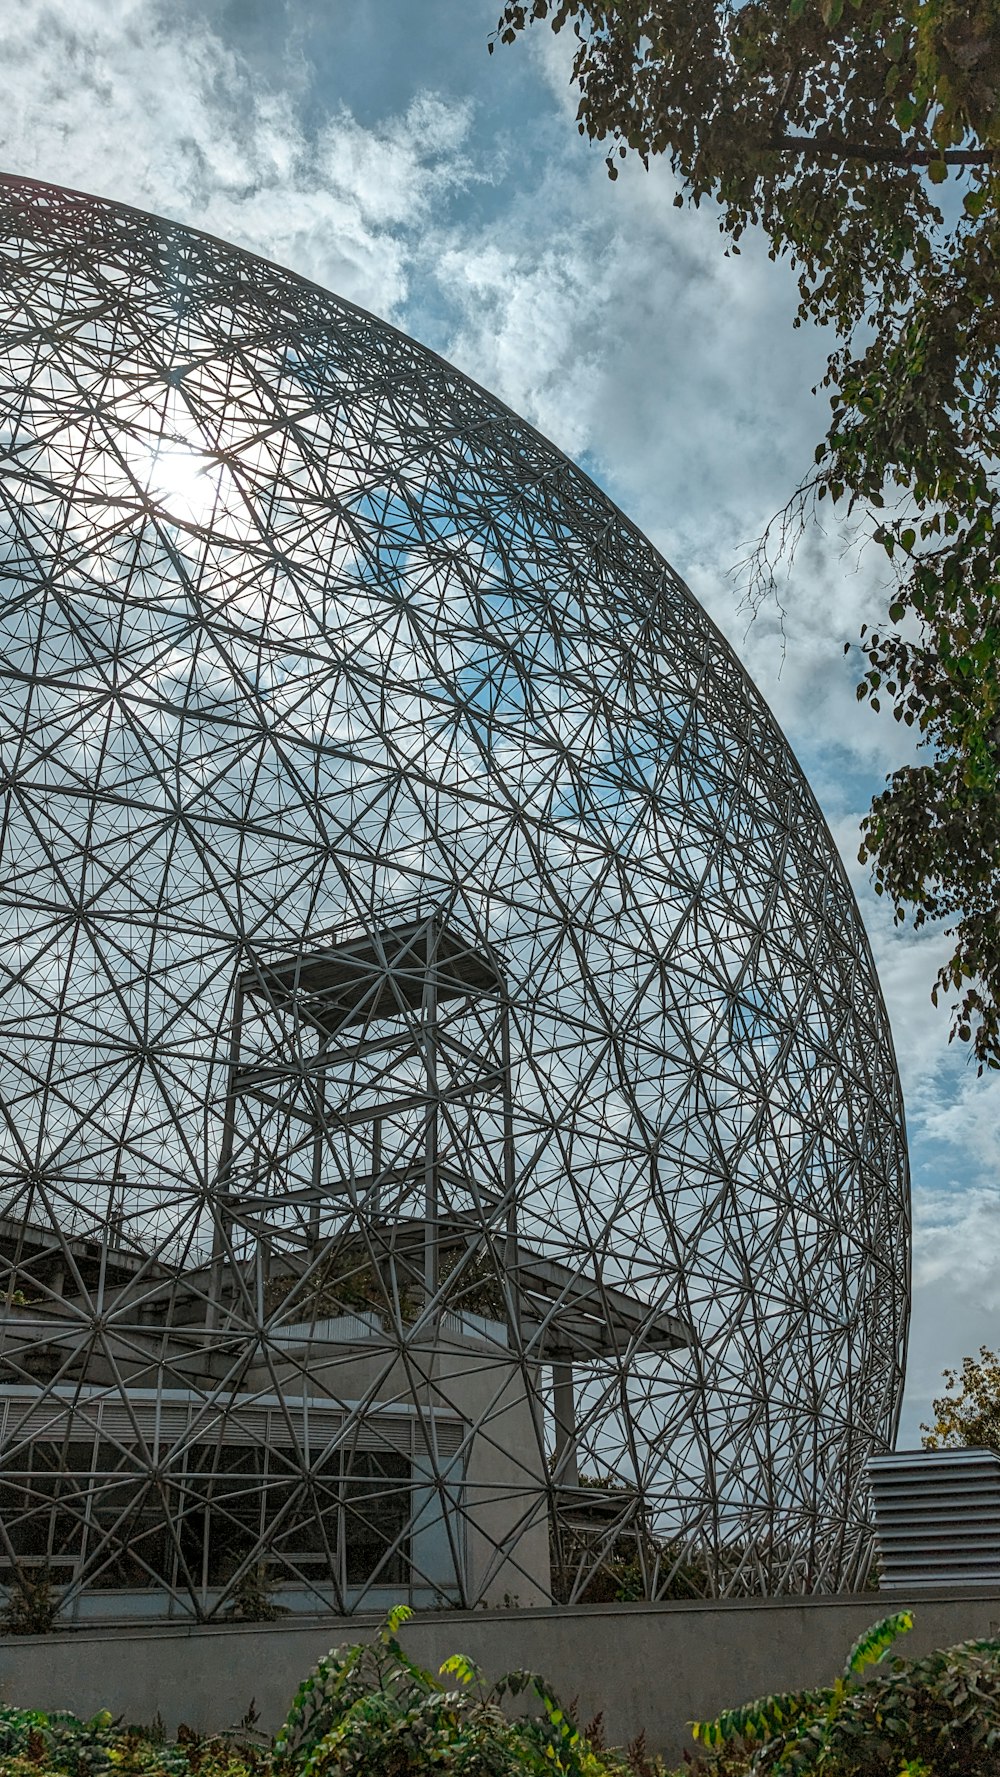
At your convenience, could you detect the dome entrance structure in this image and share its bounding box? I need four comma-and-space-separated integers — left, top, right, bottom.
0, 174, 908, 1623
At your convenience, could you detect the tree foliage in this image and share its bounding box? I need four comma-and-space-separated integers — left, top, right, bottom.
922, 1343, 1000, 1449
273, 1606, 647, 1775
686, 1621, 1000, 1777
493, 0, 1000, 1067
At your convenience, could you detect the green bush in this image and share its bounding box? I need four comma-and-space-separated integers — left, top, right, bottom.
2, 1567, 63, 1635
0, 1701, 270, 1776
21, 1606, 1000, 1777
682, 1611, 1000, 1777
272, 1604, 645, 1774
0, 1612, 655, 1776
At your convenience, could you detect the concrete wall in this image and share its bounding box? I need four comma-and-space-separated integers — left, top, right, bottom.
2, 1591, 1000, 1763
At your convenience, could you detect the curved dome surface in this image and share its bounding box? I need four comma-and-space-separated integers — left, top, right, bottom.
0, 174, 908, 1617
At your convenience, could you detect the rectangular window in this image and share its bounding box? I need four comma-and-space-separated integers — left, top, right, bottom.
343, 1449, 410, 1585
0, 1438, 94, 1578
183, 1445, 264, 1587
86, 1442, 172, 1589
0, 1435, 414, 1592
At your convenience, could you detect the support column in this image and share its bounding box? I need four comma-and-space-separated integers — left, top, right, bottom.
552, 1359, 578, 1486
501, 996, 521, 1342
208, 982, 244, 1331
422, 918, 439, 1305
371, 1116, 382, 1214
309, 1057, 325, 1248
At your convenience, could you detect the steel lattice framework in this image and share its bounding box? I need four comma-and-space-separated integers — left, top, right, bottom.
0, 174, 909, 1625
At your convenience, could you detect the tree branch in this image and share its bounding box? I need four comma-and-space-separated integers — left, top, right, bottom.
768, 134, 996, 166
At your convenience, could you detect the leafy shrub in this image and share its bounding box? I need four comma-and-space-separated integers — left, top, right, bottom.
273, 1604, 650, 1775
0, 1612, 656, 1776
682, 1610, 1000, 1777
224, 1563, 289, 1623
0, 1701, 179, 1775
12, 1601, 1000, 1777
0, 1701, 270, 1777
263, 1244, 418, 1327
2, 1566, 63, 1635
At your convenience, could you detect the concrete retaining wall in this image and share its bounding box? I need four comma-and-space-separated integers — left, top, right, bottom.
3, 1591, 1000, 1762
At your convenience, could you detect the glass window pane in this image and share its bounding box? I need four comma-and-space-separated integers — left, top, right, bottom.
343, 1452, 410, 1585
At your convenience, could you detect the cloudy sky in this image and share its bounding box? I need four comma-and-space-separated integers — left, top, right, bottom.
3, 0, 995, 1440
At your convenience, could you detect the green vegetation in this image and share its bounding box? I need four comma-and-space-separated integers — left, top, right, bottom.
684, 1612, 1000, 1776
262, 1238, 503, 1330
923, 1344, 1000, 1450
1, 1568, 62, 1637
0, 1701, 265, 1776
263, 1243, 415, 1327
493, 0, 1000, 1070
270, 1603, 648, 1774
0, 1608, 660, 1776
8, 1608, 1000, 1775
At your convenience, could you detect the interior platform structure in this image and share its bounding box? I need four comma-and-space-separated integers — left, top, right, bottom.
0, 907, 691, 1624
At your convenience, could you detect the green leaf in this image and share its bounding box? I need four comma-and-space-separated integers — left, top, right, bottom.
928, 158, 947, 183
894, 97, 917, 129
843, 1612, 914, 1680
693, 1687, 830, 1746
385, 1603, 414, 1636
964, 189, 988, 219
440, 1652, 481, 1686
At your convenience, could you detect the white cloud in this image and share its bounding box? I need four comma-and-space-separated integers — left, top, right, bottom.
922, 1073, 1000, 1176
898, 1180, 1000, 1443
427, 147, 918, 802
0, 0, 473, 318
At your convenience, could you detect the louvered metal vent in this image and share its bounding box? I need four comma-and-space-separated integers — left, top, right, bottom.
868, 1448, 1000, 1587
0, 1383, 461, 1461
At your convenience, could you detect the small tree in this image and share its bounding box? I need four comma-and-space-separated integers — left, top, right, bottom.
224, 1560, 290, 1622
1, 1566, 62, 1636
921, 1345, 1000, 1451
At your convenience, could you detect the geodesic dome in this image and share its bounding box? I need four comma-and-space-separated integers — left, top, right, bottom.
0, 174, 908, 1623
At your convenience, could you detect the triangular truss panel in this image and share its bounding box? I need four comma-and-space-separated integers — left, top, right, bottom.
0, 174, 908, 1622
